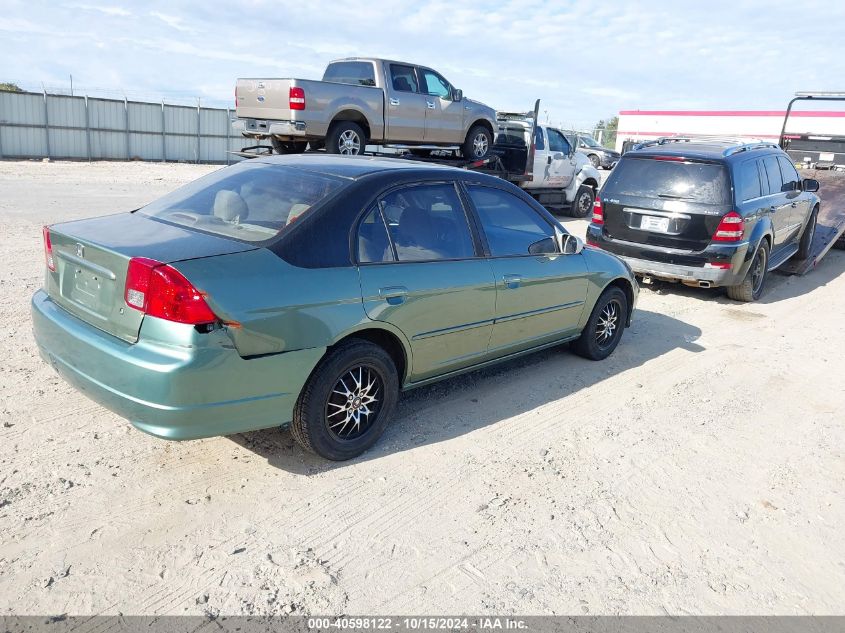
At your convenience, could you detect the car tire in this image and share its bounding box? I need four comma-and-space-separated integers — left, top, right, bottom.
271, 139, 308, 154
794, 205, 818, 259
727, 240, 769, 302
291, 339, 398, 461
462, 125, 492, 160
569, 185, 595, 218
588, 154, 600, 169
326, 121, 367, 156
573, 286, 628, 361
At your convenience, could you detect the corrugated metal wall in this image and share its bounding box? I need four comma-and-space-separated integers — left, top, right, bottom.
0, 91, 243, 163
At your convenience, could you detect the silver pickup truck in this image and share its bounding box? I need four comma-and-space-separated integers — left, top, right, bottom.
233, 58, 497, 159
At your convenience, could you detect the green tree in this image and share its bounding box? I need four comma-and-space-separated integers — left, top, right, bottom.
0, 82, 22, 92
594, 116, 618, 149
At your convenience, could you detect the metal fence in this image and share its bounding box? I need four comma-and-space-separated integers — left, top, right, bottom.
0, 90, 244, 164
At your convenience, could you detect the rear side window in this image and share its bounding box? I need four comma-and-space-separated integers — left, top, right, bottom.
358, 206, 393, 263
605, 157, 730, 205
390, 64, 418, 93
322, 61, 376, 87
778, 156, 800, 191
736, 160, 762, 201
138, 162, 342, 243
467, 185, 556, 256
379, 183, 475, 261
534, 127, 545, 151
762, 156, 782, 195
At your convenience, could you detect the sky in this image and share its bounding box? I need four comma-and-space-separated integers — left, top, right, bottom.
1, 0, 844, 130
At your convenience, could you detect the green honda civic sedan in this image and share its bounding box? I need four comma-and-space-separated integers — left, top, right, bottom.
32, 155, 638, 460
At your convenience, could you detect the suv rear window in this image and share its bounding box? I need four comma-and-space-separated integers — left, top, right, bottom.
322, 61, 376, 87
138, 162, 343, 243
606, 157, 730, 205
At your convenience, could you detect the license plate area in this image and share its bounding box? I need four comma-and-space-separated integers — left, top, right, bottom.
624, 208, 689, 235
61, 266, 115, 320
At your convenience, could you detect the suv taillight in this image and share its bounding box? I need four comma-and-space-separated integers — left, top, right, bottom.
591, 196, 604, 225
42, 226, 55, 271
289, 87, 306, 111
712, 211, 744, 242
124, 257, 217, 325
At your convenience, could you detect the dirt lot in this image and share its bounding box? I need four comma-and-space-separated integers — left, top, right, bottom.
1, 160, 843, 616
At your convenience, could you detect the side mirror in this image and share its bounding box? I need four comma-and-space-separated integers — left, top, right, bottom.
803, 178, 820, 192
555, 231, 584, 255
452, 88, 463, 102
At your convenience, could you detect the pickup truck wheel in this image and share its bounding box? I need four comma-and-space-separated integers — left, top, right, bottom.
271, 139, 307, 154
291, 340, 398, 461
727, 240, 769, 302
588, 154, 600, 169
573, 287, 627, 361
462, 125, 492, 159
326, 121, 366, 156
794, 205, 818, 259
569, 185, 595, 218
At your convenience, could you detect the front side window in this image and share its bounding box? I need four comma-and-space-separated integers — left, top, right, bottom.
778, 156, 800, 192
467, 185, 556, 257
736, 159, 762, 201
390, 64, 419, 93
138, 162, 343, 243
379, 183, 475, 261
762, 156, 783, 195
580, 136, 601, 148
547, 129, 572, 155
421, 69, 452, 99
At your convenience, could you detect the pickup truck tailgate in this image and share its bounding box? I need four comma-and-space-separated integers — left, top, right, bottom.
236, 78, 296, 120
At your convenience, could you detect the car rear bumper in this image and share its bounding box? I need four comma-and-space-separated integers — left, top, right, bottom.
586, 225, 751, 287
32, 290, 324, 440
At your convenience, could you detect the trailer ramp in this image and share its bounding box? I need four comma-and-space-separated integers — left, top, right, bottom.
779, 169, 845, 275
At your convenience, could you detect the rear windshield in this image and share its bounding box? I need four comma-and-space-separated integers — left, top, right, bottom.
322, 61, 376, 87
138, 162, 344, 243
606, 157, 730, 204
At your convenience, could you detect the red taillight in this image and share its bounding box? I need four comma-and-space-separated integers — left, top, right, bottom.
289, 86, 305, 110
591, 196, 604, 225
712, 211, 744, 242
42, 226, 55, 271
651, 155, 685, 162
124, 257, 217, 325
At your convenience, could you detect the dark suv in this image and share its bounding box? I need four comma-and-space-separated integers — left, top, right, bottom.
586, 138, 820, 301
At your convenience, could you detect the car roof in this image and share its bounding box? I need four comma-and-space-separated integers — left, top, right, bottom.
629, 141, 782, 162
254, 153, 468, 180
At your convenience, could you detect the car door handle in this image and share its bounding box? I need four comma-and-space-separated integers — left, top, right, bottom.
379, 286, 408, 305
547, 156, 552, 165
389, 98, 400, 106
426, 101, 435, 109
502, 274, 522, 289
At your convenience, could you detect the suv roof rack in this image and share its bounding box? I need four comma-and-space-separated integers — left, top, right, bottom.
721, 142, 779, 157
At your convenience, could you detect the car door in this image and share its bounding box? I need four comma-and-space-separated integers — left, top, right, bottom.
356, 182, 496, 382
418, 67, 463, 144
385, 64, 428, 142
760, 155, 792, 250
464, 184, 589, 356
777, 155, 810, 240
546, 128, 576, 188
524, 127, 570, 189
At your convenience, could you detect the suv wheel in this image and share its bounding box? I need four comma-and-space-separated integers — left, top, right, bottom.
291, 340, 398, 460
573, 286, 628, 360
727, 240, 769, 302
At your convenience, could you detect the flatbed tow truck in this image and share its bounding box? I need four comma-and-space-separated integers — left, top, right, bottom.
234, 100, 601, 218
778, 91, 845, 275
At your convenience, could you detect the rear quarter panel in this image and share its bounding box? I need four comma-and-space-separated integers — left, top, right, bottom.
579, 247, 638, 327
171, 249, 390, 359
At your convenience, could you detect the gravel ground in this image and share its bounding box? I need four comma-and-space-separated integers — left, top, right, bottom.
0, 160, 843, 616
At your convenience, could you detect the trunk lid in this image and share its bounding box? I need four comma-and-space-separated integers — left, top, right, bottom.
601, 156, 732, 251
44, 212, 256, 343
